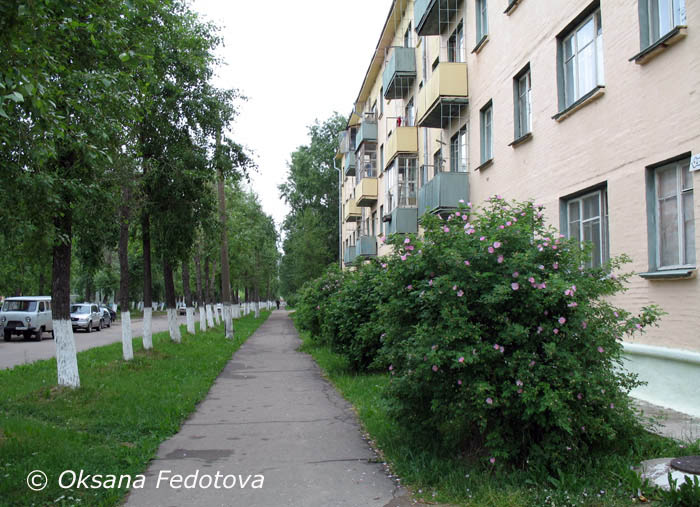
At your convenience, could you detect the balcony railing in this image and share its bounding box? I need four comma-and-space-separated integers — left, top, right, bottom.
356, 235, 377, 257
343, 151, 356, 178
418, 171, 469, 218
344, 199, 361, 222
415, 0, 454, 37
385, 127, 418, 169
416, 62, 468, 129
385, 207, 418, 235
343, 245, 356, 266
382, 47, 416, 100
356, 177, 378, 206
355, 117, 378, 148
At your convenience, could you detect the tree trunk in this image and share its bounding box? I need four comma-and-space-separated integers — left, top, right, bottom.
118, 185, 133, 360
51, 208, 80, 388
204, 255, 215, 327
38, 271, 45, 296
216, 131, 234, 339
163, 257, 180, 343
182, 260, 195, 335
195, 248, 206, 332
142, 212, 153, 349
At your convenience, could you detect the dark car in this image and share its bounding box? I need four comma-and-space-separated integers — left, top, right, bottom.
100, 305, 117, 322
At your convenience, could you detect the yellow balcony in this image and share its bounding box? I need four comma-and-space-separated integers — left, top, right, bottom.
344, 199, 361, 222
356, 178, 378, 207
385, 127, 418, 169
416, 63, 469, 129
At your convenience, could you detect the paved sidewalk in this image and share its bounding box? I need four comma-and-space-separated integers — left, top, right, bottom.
126, 311, 413, 507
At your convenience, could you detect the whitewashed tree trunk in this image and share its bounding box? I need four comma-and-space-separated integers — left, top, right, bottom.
233, 303, 240, 319
185, 307, 195, 335
167, 308, 181, 343
223, 304, 233, 339
53, 320, 80, 388
206, 304, 215, 328
121, 311, 133, 361
199, 306, 207, 332
142, 307, 153, 350
255, 301, 260, 318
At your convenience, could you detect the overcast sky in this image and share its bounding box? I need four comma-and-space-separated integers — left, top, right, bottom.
190, 0, 394, 234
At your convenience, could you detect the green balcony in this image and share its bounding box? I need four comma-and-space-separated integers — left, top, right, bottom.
343, 246, 356, 266
415, 0, 453, 36
343, 151, 356, 178
356, 235, 377, 257
356, 119, 378, 148
418, 171, 469, 218
385, 207, 418, 235
383, 47, 416, 100
416, 62, 469, 129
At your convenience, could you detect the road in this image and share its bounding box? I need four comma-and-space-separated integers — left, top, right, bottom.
0, 314, 185, 370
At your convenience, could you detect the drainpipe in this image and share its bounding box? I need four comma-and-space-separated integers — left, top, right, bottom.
334, 159, 342, 269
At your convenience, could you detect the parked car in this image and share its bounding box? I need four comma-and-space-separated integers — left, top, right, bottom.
0, 296, 53, 341
100, 304, 116, 322
176, 302, 186, 315
99, 307, 112, 328
70, 303, 102, 332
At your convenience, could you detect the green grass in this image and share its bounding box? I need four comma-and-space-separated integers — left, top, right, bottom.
0, 311, 270, 506
294, 316, 700, 506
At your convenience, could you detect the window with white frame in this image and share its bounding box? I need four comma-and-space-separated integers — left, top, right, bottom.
514, 65, 532, 139
448, 21, 465, 63
565, 189, 609, 268
405, 97, 415, 127
404, 22, 412, 48
639, 0, 686, 48
356, 142, 377, 181
386, 157, 417, 212
480, 102, 493, 164
450, 125, 468, 172
476, 0, 488, 42
651, 157, 695, 269
560, 7, 604, 109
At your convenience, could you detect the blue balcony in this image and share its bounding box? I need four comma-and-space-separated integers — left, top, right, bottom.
382, 47, 416, 100
343, 151, 356, 178
343, 246, 356, 266
385, 207, 418, 236
356, 236, 377, 257
415, 0, 451, 36
355, 119, 378, 148
418, 171, 469, 218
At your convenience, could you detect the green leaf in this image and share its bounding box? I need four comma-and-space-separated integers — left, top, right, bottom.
118, 52, 130, 62
4, 91, 24, 103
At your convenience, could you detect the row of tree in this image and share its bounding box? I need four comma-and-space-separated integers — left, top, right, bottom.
1, 0, 279, 387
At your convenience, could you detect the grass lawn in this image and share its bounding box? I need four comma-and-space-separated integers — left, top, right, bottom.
0, 311, 270, 506
294, 317, 700, 506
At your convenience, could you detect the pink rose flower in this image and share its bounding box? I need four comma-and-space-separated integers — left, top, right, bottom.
511, 282, 519, 290
486, 397, 493, 405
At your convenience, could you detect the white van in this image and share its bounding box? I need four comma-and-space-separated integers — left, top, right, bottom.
0, 296, 53, 341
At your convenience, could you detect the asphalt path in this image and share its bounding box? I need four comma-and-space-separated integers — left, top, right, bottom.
0, 314, 185, 370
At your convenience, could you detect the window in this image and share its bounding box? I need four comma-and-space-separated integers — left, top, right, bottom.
648, 157, 695, 269
372, 211, 377, 236
514, 65, 532, 139
379, 205, 384, 235
434, 149, 443, 174
559, 7, 604, 109
356, 142, 377, 181
380, 144, 384, 172
404, 22, 412, 48
379, 89, 384, 116
448, 21, 465, 63
639, 0, 686, 48
405, 97, 415, 127
480, 102, 493, 164
565, 189, 609, 268
386, 157, 417, 211
450, 126, 468, 172
476, 0, 488, 42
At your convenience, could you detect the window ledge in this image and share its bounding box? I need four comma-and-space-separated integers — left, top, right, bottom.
630, 26, 687, 65
472, 34, 489, 54
639, 268, 696, 280
504, 0, 523, 15
508, 132, 532, 147
475, 158, 494, 171
552, 85, 605, 122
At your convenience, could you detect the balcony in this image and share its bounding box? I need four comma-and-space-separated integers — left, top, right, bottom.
355, 177, 378, 206
356, 235, 377, 257
385, 207, 418, 235
414, 0, 453, 36
416, 62, 468, 129
382, 47, 416, 100
356, 117, 378, 148
385, 127, 418, 168
343, 245, 356, 266
418, 171, 469, 218
344, 199, 361, 222
343, 151, 356, 178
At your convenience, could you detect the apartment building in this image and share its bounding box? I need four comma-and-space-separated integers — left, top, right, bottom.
338, 0, 699, 415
